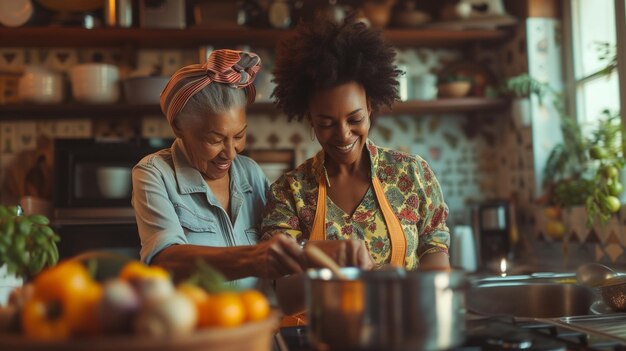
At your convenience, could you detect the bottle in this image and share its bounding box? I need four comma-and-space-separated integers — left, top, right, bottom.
104, 0, 133, 28
269, 0, 291, 29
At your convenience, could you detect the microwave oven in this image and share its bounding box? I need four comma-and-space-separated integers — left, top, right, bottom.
53, 138, 172, 225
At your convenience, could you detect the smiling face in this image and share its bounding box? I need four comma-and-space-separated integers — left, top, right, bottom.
173, 106, 247, 180
308, 81, 371, 169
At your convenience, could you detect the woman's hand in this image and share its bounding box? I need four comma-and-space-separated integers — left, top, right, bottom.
305, 239, 374, 269
251, 235, 306, 279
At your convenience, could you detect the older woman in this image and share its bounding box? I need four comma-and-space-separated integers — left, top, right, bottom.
132, 49, 305, 283
263, 20, 451, 312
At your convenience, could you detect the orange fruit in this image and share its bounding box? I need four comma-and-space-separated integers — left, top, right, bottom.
239, 290, 270, 322
204, 292, 245, 328
119, 261, 169, 281
178, 284, 211, 327
34, 261, 92, 302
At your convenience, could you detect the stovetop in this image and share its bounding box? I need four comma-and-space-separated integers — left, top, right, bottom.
276, 316, 626, 351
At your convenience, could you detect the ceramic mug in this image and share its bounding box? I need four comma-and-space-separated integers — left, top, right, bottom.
96, 166, 131, 199
413, 73, 438, 100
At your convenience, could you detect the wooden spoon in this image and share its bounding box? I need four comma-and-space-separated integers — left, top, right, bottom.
304, 244, 348, 280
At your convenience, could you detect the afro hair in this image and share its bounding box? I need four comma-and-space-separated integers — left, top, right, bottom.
272, 19, 401, 121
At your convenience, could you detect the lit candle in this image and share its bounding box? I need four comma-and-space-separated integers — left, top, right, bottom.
500, 258, 507, 277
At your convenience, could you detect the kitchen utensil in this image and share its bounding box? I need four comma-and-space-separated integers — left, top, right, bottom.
599, 276, 626, 312
576, 263, 617, 288
306, 267, 466, 351
0, 0, 33, 27
467, 280, 594, 318
303, 244, 347, 280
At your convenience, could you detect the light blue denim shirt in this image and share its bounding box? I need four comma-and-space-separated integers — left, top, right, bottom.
131, 139, 269, 285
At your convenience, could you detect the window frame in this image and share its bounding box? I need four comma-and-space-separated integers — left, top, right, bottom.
563, 0, 626, 125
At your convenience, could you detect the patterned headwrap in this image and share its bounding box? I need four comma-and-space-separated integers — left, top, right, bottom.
160, 49, 261, 125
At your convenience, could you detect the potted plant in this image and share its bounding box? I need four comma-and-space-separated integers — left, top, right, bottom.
0, 204, 59, 304
495, 72, 624, 226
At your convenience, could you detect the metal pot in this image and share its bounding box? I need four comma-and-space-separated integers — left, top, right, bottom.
306, 267, 467, 351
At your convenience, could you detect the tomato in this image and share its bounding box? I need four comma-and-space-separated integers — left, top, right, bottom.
589, 146, 609, 160
608, 182, 624, 196
543, 207, 561, 220
603, 196, 621, 213
119, 261, 170, 282
239, 290, 270, 322
545, 221, 565, 240
601, 165, 619, 180
177, 284, 211, 327
204, 292, 245, 328
22, 298, 70, 340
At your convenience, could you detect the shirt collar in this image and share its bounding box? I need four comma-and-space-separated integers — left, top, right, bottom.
312, 139, 380, 186
171, 138, 252, 195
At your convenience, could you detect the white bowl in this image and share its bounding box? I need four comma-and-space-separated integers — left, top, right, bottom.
97, 167, 131, 199
18, 66, 64, 104
70, 64, 120, 103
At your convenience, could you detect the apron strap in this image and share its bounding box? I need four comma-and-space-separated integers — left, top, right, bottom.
309, 179, 327, 241
372, 177, 407, 267
309, 176, 407, 266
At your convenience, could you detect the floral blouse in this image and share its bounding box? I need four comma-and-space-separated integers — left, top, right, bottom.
262, 140, 450, 269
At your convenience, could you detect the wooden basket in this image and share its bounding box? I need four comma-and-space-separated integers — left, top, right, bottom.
0, 311, 280, 351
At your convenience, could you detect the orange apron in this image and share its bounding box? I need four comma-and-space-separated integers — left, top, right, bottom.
281, 175, 408, 326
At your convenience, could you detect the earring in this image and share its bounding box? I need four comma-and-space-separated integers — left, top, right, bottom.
310, 127, 316, 141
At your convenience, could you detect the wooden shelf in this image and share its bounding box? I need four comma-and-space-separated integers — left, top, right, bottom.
0, 27, 509, 48
384, 98, 510, 114
0, 98, 508, 121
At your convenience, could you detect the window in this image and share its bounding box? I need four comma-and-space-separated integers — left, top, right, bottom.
569, 0, 624, 131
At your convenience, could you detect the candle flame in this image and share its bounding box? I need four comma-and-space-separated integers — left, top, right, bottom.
500, 258, 507, 276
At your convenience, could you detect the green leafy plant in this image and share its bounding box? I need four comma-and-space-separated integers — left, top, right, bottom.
185, 259, 230, 293
0, 204, 60, 280
496, 63, 623, 226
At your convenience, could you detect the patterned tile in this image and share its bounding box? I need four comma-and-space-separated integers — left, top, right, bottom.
0, 123, 17, 154
141, 117, 161, 138
36, 122, 56, 139
595, 245, 605, 261
605, 244, 624, 263
16, 122, 37, 151
0, 49, 25, 72
586, 229, 601, 244
43, 49, 78, 72
267, 133, 279, 148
